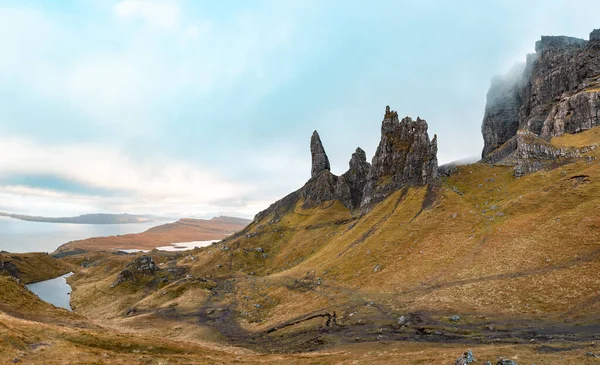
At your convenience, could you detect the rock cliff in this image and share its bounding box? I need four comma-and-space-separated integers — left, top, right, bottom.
251, 106, 438, 220
360, 107, 438, 210
310, 131, 331, 178
481, 28, 600, 175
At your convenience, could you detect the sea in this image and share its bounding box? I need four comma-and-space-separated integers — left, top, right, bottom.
0, 215, 162, 253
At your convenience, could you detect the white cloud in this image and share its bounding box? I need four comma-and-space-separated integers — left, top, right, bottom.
115, 0, 181, 30
0, 135, 250, 206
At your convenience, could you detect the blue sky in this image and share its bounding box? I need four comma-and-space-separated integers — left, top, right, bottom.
0, 0, 599, 218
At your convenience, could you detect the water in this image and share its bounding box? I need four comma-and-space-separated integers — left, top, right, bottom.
0, 216, 163, 253
155, 240, 219, 251
118, 240, 219, 253
26, 273, 73, 310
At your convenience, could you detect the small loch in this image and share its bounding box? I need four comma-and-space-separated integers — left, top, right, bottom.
26, 272, 74, 311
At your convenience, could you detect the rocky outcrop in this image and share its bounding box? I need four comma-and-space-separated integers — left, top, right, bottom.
513, 130, 596, 177
361, 106, 438, 210
336, 148, 371, 209
541, 90, 600, 137
111, 255, 159, 287
0, 259, 21, 279
310, 131, 330, 178
481, 28, 600, 175
249, 106, 437, 222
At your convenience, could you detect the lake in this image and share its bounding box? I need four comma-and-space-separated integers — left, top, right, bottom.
26, 272, 73, 310
119, 240, 219, 253
0, 216, 163, 253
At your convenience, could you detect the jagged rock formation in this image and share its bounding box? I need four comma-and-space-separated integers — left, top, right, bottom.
361, 106, 438, 209
250, 106, 438, 221
310, 131, 331, 178
481, 28, 600, 175
336, 148, 371, 209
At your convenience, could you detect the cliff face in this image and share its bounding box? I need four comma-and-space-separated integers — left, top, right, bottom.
481, 65, 525, 158
481, 29, 600, 174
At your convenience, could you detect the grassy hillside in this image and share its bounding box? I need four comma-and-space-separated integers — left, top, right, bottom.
3, 127, 600, 363
0, 252, 72, 284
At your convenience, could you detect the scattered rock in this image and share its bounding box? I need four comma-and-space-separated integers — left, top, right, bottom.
496, 359, 518, 365
397, 316, 406, 325
455, 349, 476, 365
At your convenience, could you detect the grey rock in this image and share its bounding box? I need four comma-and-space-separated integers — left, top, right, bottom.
496, 360, 518, 365
513, 130, 595, 177
361, 106, 438, 210
111, 255, 159, 288
541, 90, 600, 138
336, 147, 371, 210
397, 315, 406, 325
455, 349, 475, 365
450, 315, 461, 322
311, 130, 331, 178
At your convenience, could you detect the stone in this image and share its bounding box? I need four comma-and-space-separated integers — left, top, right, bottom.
455, 349, 476, 365
311, 131, 331, 178
397, 315, 406, 325
450, 315, 461, 322
496, 360, 518, 365
361, 107, 438, 210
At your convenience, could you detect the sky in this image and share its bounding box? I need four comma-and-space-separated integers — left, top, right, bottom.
0, 0, 599, 219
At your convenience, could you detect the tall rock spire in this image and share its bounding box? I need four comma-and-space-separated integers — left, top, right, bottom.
361, 106, 438, 210
310, 131, 330, 178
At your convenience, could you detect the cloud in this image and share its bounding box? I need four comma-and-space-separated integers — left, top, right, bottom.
0, 135, 250, 206
114, 0, 181, 30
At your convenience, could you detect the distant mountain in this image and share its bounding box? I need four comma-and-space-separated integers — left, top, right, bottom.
0, 212, 170, 224
53, 216, 252, 254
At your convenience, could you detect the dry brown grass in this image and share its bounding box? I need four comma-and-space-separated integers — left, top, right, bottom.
5, 127, 600, 363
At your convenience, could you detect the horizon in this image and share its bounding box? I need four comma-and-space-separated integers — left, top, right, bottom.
1, 0, 599, 219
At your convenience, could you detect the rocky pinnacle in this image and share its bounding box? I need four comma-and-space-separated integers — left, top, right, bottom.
311, 131, 331, 178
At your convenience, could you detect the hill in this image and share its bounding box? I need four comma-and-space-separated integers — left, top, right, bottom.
53, 216, 251, 254
0, 212, 168, 224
